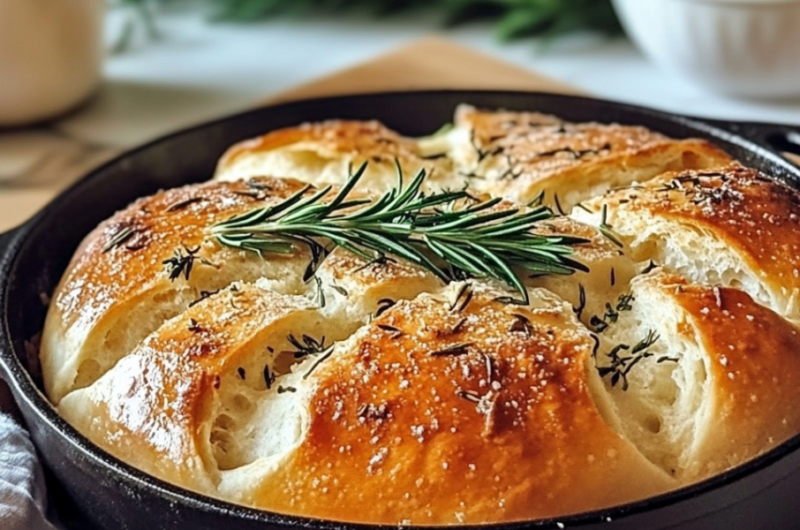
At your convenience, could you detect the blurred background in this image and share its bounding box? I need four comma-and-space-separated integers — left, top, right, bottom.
2, 0, 800, 230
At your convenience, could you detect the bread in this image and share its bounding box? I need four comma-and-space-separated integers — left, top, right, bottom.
596, 272, 800, 482
41, 178, 315, 404
213, 108, 730, 214
526, 216, 638, 328
215, 120, 461, 193
59, 281, 677, 524
428, 104, 732, 211
41, 108, 800, 525
570, 164, 800, 322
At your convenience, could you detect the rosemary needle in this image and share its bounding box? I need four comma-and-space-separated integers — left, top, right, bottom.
210, 162, 588, 304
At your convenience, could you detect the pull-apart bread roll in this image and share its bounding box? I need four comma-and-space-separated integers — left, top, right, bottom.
594, 272, 800, 483
215, 120, 460, 192
426, 105, 731, 210
59, 285, 324, 495
42, 178, 312, 404
571, 164, 800, 322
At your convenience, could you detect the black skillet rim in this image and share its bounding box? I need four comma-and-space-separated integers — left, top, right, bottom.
2, 89, 800, 529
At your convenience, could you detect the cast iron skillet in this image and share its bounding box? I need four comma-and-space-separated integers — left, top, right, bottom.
2, 91, 800, 530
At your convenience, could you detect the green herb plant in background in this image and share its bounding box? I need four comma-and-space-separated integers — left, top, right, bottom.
115, 0, 620, 52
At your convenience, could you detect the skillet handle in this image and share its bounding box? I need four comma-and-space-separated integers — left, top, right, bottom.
702, 118, 800, 166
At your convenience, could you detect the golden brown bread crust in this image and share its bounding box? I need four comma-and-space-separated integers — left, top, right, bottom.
58, 285, 320, 494
641, 166, 800, 286
52, 178, 306, 330
450, 105, 732, 208
228, 284, 674, 524
219, 120, 425, 169
573, 164, 800, 320
215, 120, 460, 192
58, 282, 675, 524
649, 274, 800, 480
42, 109, 800, 525
41, 178, 314, 402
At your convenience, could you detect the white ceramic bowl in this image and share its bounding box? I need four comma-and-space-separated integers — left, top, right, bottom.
0, 0, 105, 126
612, 0, 800, 98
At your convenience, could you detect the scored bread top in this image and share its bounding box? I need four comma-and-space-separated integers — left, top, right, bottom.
214, 107, 731, 213
41, 178, 315, 403
52, 177, 308, 330
41, 106, 800, 525
58, 284, 323, 495
659, 275, 800, 480
59, 280, 673, 524
219, 120, 423, 168
252, 283, 675, 524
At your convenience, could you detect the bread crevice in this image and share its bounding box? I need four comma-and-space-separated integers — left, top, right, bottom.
590, 274, 710, 478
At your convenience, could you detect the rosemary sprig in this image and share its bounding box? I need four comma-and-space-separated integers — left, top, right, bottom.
164, 245, 220, 281
303, 346, 335, 379
598, 204, 623, 248
163, 246, 200, 281
589, 292, 634, 333
287, 334, 328, 359
430, 342, 473, 357
103, 225, 137, 253
210, 162, 588, 304
597, 330, 662, 391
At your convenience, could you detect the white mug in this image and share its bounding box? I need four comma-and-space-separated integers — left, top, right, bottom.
0, 0, 104, 126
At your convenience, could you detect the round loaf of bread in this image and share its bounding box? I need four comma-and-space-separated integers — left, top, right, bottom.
40, 110, 800, 525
